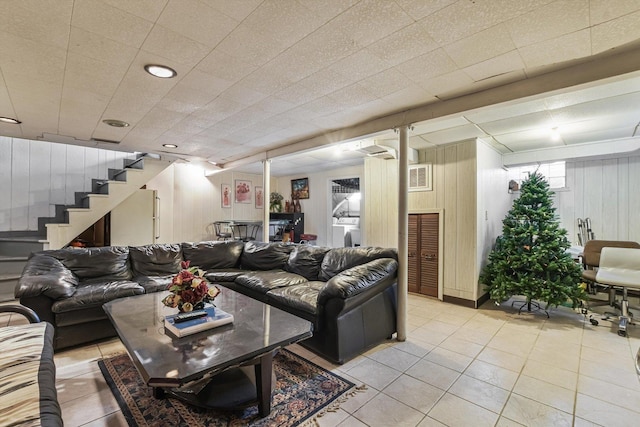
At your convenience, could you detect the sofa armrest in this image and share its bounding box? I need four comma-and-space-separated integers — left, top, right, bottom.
15, 254, 79, 300
0, 304, 41, 323
318, 258, 398, 305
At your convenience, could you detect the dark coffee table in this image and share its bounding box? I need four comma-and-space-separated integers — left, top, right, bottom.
103, 289, 312, 417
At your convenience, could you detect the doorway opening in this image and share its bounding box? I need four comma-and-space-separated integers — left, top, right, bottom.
330, 177, 361, 247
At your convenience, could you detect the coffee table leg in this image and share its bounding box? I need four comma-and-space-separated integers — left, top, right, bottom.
153, 387, 166, 399
255, 352, 274, 417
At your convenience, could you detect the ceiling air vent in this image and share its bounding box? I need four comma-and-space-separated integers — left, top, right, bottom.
92, 138, 121, 144
408, 164, 432, 192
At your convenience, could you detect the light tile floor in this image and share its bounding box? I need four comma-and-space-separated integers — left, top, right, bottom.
3, 294, 640, 427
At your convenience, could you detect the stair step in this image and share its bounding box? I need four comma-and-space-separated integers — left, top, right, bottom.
0, 237, 46, 257
0, 255, 28, 275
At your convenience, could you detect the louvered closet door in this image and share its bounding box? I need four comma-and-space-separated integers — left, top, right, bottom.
408, 214, 420, 293
408, 213, 439, 297
419, 214, 439, 297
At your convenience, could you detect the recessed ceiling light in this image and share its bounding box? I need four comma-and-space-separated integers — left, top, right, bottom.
163, 144, 178, 148
0, 116, 21, 124
144, 64, 177, 78
102, 119, 130, 128
208, 161, 217, 165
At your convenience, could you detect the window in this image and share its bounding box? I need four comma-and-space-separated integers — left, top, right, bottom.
507, 161, 566, 190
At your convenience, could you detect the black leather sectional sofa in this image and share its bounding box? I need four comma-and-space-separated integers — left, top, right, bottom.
15, 241, 398, 363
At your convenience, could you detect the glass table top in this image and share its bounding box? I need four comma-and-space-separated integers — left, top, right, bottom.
103, 289, 313, 387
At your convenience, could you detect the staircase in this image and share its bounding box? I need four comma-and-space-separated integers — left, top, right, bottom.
0, 154, 173, 301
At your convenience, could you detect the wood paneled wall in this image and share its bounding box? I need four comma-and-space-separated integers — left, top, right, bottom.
555, 155, 640, 245
0, 137, 130, 232
365, 139, 491, 301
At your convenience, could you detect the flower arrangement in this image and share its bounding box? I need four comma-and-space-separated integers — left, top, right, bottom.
162, 261, 220, 312
270, 192, 283, 212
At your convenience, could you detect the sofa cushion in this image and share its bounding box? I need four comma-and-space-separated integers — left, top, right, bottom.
267, 281, 323, 316
240, 242, 294, 271
0, 322, 61, 427
234, 271, 308, 293
182, 240, 244, 270
51, 281, 144, 313
135, 275, 174, 293
16, 255, 79, 299
129, 244, 182, 276
45, 246, 131, 281
205, 269, 246, 283
285, 245, 330, 281
318, 247, 397, 281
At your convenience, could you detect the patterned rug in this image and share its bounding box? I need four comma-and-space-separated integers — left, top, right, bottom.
99, 349, 357, 426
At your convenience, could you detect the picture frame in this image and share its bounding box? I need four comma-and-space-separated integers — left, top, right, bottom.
255, 186, 264, 209
234, 180, 252, 204
221, 184, 231, 208
291, 177, 309, 199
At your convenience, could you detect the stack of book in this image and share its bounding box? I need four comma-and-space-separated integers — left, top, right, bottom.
164, 307, 233, 338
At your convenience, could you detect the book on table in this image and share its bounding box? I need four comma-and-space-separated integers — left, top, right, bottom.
164, 306, 233, 338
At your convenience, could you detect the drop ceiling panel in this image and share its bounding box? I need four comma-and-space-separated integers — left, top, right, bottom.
592, 11, 640, 54
157, 0, 239, 47
444, 24, 515, 68
0, 2, 71, 49
3, 1, 640, 174
561, 126, 636, 145
506, 0, 589, 47
141, 25, 212, 68
421, 124, 486, 144
365, 19, 439, 66
518, 29, 591, 69
72, 0, 153, 48
481, 111, 554, 135
465, 98, 548, 123
68, 27, 139, 67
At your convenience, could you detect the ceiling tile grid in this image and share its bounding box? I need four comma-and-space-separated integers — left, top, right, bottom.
1, 0, 640, 172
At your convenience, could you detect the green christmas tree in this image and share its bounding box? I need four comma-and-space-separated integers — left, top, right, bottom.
481, 171, 585, 311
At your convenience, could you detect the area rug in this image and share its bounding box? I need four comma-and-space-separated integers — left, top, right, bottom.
99, 349, 358, 427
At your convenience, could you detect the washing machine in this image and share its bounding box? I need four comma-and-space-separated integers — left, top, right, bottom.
332, 217, 360, 247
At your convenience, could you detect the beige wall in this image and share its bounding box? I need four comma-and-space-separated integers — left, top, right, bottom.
274, 165, 364, 247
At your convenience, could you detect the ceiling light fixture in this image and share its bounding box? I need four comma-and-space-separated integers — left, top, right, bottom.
144, 64, 177, 78
162, 144, 178, 148
208, 161, 217, 165
102, 119, 130, 127
0, 116, 21, 124
550, 127, 561, 141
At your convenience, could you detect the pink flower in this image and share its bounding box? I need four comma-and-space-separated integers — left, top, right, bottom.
181, 260, 191, 269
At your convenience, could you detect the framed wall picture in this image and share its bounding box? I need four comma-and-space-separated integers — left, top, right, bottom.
255, 186, 264, 209
221, 184, 231, 208
235, 180, 252, 204
291, 177, 309, 199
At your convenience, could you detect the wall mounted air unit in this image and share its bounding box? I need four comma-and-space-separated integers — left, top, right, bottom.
408, 164, 432, 191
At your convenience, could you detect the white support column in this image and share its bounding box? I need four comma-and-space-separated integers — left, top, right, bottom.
262, 160, 271, 242
397, 126, 409, 341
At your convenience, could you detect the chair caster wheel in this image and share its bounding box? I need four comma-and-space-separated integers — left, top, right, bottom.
618, 330, 627, 337
590, 318, 599, 326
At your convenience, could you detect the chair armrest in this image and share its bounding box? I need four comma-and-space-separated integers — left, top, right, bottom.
0, 304, 41, 323
318, 258, 398, 305
15, 254, 78, 299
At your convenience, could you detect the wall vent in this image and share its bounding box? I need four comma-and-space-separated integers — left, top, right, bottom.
408, 164, 432, 192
